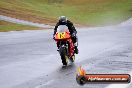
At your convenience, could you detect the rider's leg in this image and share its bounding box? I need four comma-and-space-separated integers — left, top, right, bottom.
72, 36, 79, 54
57, 42, 59, 51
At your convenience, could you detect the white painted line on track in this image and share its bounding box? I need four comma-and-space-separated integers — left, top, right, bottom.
0, 15, 53, 28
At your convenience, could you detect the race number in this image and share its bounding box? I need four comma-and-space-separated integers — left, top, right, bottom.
58, 32, 65, 39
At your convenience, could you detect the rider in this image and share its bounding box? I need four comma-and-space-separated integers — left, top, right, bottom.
53, 16, 78, 54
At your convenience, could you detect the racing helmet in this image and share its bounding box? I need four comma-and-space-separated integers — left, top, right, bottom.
59, 16, 67, 23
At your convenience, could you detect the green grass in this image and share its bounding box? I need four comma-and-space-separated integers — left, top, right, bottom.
0, 21, 39, 32
0, 0, 132, 26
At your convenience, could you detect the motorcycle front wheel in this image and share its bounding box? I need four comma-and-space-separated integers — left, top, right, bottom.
59, 45, 69, 66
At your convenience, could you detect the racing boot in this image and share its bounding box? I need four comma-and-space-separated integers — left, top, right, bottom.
74, 46, 78, 54
57, 43, 59, 51
74, 42, 78, 54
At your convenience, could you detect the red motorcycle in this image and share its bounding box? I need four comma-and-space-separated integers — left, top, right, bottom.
54, 25, 75, 66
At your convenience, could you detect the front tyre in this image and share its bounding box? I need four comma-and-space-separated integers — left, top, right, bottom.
59, 45, 68, 66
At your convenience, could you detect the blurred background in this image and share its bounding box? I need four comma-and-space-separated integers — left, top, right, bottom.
0, 0, 132, 31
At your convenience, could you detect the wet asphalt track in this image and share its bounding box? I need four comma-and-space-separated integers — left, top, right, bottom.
0, 24, 132, 88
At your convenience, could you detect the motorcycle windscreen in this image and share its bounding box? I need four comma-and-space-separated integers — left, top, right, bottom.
55, 25, 71, 39
57, 25, 69, 33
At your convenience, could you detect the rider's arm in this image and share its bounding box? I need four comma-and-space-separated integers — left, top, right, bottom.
67, 20, 77, 35
54, 22, 59, 35
72, 25, 77, 34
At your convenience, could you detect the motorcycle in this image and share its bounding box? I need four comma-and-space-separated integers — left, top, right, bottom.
54, 25, 75, 66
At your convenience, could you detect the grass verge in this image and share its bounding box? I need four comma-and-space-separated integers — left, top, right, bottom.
0, 21, 39, 32
0, 0, 132, 26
